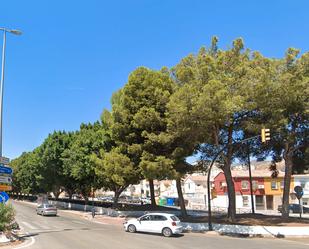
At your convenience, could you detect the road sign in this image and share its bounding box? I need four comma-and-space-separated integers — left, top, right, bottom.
0, 165, 13, 175
0, 176, 12, 184
294, 185, 304, 200
0, 185, 12, 191
0, 191, 9, 203
0, 157, 10, 165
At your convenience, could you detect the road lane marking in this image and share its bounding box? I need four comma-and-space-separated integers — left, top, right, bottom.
72, 220, 86, 225
14, 233, 35, 249
21, 221, 37, 230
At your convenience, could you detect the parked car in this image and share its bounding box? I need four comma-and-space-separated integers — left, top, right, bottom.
123, 213, 183, 237
278, 204, 309, 213
36, 203, 57, 216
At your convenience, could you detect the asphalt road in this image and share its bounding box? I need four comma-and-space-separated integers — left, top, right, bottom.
11, 201, 309, 249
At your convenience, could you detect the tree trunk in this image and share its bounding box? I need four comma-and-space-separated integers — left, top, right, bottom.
53, 191, 60, 200
113, 190, 121, 208
149, 179, 157, 207
176, 177, 187, 217
223, 124, 236, 221
67, 189, 73, 200
282, 147, 293, 218
223, 164, 236, 221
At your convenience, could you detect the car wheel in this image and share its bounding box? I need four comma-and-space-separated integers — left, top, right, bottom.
162, 227, 172, 237
127, 224, 136, 233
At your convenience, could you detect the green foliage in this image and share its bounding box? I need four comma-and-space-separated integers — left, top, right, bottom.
0, 203, 15, 232
11, 151, 44, 194
62, 122, 113, 197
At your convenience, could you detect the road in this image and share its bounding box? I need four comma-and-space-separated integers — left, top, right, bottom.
11, 201, 309, 249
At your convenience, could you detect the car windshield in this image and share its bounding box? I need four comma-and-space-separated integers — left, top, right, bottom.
44, 205, 54, 208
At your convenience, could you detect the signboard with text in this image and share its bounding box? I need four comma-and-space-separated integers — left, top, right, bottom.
0, 165, 13, 175
0, 157, 10, 165
0, 185, 12, 191
0, 176, 12, 184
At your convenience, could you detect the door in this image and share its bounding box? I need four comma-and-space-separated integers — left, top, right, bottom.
137, 215, 153, 232
151, 215, 167, 233
266, 195, 274, 210
255, 195, 265, 210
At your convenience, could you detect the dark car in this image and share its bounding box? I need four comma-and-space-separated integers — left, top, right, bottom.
278, 204, 309, 213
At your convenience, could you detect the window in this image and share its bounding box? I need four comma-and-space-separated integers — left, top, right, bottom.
220, 182, 226, 188
271, 181, 278, 190
242, 196, 249, 207
252, 181, 259, 190
170, 216, 180, 221
152, 215, 167, 221
241, 181, 249, 190
301, 182, 306, 189
140, 215, 151, 221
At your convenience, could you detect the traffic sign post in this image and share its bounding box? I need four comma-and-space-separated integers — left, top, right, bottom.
0, 164, 13, 174
0, 176, 11, 184
0, 191, 9, 203
294, 186, 304, 218
0, 185, 12, 191
0, 157, 10, 165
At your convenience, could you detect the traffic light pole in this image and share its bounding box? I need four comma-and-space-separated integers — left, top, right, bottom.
206, 134, 264, 231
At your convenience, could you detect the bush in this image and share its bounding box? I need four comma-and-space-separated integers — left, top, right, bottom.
0, 203, 15, 232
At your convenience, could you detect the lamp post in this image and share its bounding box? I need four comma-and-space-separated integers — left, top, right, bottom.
0, 27, 22, 157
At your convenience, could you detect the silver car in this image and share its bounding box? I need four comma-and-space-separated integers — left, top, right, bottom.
36, 203, 57, 216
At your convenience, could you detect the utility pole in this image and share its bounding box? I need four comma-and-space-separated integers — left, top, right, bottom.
0, 28, 22, 156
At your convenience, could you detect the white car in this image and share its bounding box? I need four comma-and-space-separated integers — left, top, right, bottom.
36, 203, 57, 216
123, 213, 183, 237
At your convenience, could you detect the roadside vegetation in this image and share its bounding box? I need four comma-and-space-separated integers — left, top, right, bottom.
11, 37, 309, 221
0, 203, 16, 232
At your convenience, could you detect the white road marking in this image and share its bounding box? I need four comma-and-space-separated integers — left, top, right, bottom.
14, 233, 35, 249
72, 220, 85, 224
21, 221, 37, 230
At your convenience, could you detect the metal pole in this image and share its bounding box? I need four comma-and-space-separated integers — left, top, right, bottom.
299, 198, 302, 219
247, 142, 255, 214
0, 30, 6, 157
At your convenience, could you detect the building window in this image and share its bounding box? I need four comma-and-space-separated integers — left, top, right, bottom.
243, 196, 249, 207
220, 182, 226, 188
271, 181, 278, 190
241, 181, 249, 190
252, 181, 259, 190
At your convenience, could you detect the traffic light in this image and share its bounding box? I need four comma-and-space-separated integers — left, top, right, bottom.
261, 128, 270, 143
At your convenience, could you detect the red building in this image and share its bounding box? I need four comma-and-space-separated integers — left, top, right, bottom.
213, 171, 266, 209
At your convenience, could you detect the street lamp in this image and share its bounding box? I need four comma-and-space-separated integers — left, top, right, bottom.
0, 27, 22, 157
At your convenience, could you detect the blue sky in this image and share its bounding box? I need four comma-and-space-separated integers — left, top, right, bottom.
1, 0, 309, 159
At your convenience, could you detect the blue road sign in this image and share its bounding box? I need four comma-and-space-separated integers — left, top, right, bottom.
0, 191, 9, 203
0, 165, 13, 175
